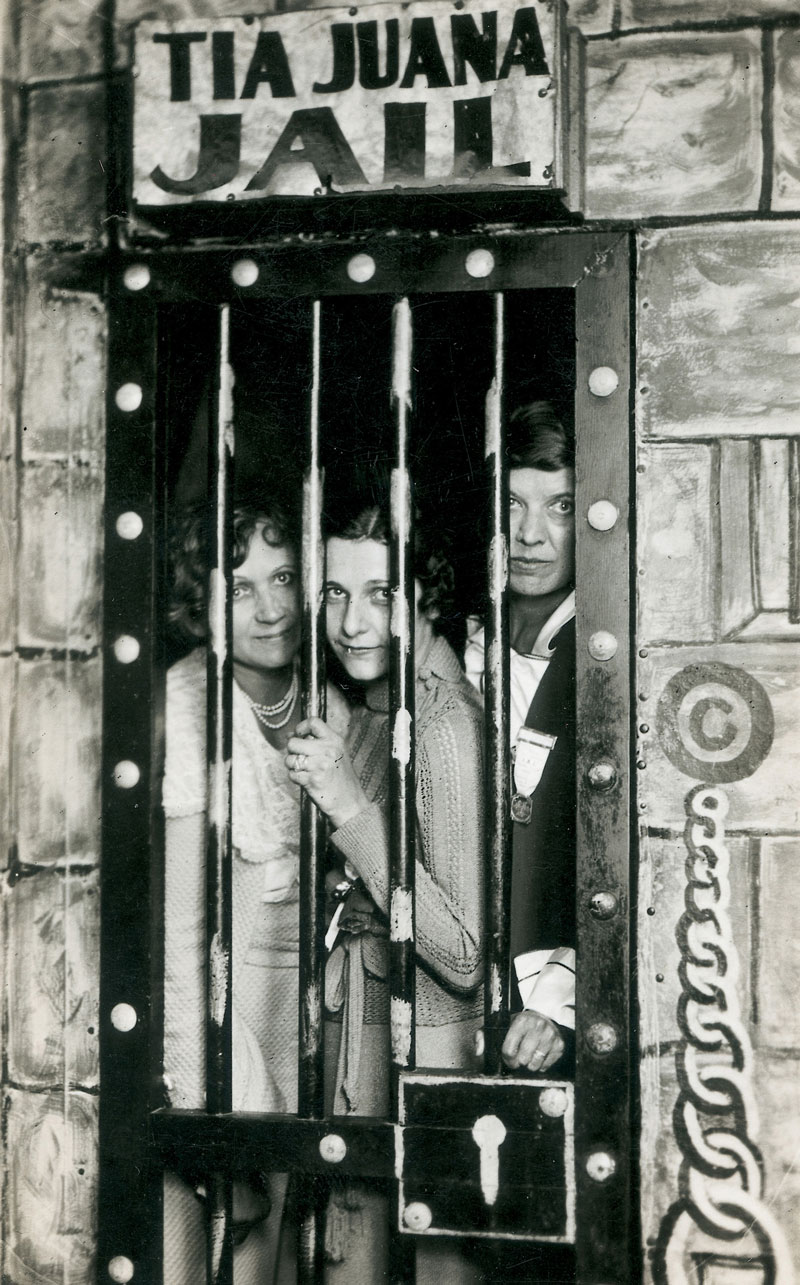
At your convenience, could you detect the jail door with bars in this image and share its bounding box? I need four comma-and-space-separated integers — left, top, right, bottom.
98, 229, 634, 1285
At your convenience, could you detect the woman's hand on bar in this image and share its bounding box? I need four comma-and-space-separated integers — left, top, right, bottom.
286, 718, 370, 830
500, 1010, 565, 1073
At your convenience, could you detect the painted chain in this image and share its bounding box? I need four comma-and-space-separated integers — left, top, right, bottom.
662, 785, 795, 1284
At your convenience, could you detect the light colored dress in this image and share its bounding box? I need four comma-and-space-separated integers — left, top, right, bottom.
163, 647, 302, 1117
161, 648, 347, 1284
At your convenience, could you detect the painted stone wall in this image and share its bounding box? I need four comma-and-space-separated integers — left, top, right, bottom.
635, 224, 800, 1285
2, 0, 800, 1283
1, 2, 107, 1279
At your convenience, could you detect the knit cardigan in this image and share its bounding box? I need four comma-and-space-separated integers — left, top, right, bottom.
331, 632, 485, 1028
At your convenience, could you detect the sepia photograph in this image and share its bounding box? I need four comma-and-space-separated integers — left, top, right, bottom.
1, 0, 798, 1281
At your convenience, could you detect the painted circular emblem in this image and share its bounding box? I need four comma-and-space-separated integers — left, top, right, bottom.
656, 662, 773, 783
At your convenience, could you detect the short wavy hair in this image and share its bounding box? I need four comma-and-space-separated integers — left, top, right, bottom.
325, 497, 455, 623
506, 400, 574, 472
168, 494, 299, 642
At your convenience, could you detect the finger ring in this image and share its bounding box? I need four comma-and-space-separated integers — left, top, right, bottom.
295, 753, 307, 771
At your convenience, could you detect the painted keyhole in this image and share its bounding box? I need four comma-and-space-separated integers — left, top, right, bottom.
471, 1113, 507, 1206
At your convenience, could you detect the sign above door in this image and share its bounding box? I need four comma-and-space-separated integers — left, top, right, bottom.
132, 0, 566, 204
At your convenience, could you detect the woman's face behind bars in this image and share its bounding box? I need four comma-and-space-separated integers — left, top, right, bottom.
231, 525, 301, 678
324, 537, 434, 685
508, 466, 576, 600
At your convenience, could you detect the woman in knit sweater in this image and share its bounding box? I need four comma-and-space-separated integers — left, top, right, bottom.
286, 499, 485, 1281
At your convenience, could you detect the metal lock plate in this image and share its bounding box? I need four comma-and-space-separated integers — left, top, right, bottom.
397, 1073, 575, 1242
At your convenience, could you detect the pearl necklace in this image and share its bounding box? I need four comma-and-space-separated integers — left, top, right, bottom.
246, 669, 298, 730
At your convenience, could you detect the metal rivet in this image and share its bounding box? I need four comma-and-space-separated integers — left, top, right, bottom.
656, 973, 665, 983
123, 264, 150, 292
319, 1133, 347, 1164
587, 761, 616, 791
589, 891, 618, 920
586, 1023, 618, 1055
115, 383, 143, 413
110, 1003, 137, 1033
113, 760, 140, 789
640, 723, 650, 734
539, 1088, 568, 1118
231, 258, 259, 287
465, 248, 494, 278
639, 649, 649, 658
113, 635, 140, 664
588, 631, 618, 662
108, 1257, 135, 1283
115, 511, 143, 540
346, 253, 376, 283
108, 1258, 134, 1283
587, 500, 619, 532
646, 906, 656, 916
588, 366, 619, 397
403, 1201, 433, 1232
637, 760, 647, 770
586, 1151, 616, 1183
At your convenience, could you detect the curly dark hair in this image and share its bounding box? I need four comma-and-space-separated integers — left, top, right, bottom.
325, 495, 455, 624
168, 494, 299, 642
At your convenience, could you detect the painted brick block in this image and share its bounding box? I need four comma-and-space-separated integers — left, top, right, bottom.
22, 84, 106, 247
637, 442, 715, 645
16, 657, 102, 868
18, 459, 103, 650
757, 838, 800, 1047
751, 1050, 800, 1254
19, 0, 105, 82
568, 0, 614, 36
639, 1052, 681, 1271
719, 439, 756, 638
755, 438, 791, 610
622, 0, 797, 28
0, 658, 14, 871
585, 32, 762, 221
21, 260, 106, 459
637, 642, 800, 833
639, 435, 797, 643
0, 457, 17, 654
773, 30, 800, 212
1, 257, 22, 462
6, 870, 99, 1089
3, 1089, 96, 1285
638, 833, 752, 1053
637, 224, 800, 438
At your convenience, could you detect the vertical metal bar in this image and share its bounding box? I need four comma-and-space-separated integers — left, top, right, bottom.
483, 293, 512, 1075
297, 299, 328, 1283
205, 304, 234, 1285
388, 297, 417, 1110
99, 293, 163, 1284
388, 296, 417, 1285
574, 234, 634, 1284
298, 298, 327, 1119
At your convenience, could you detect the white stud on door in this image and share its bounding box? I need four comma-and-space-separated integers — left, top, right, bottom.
471, 1114, 507, 1207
